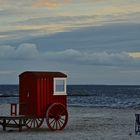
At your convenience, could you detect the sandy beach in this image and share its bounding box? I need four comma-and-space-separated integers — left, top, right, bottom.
0, 104, 140, 140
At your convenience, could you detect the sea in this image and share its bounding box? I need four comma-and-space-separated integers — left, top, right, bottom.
1, 85, 140, 109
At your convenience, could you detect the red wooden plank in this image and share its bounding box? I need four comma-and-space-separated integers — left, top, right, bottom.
43, 78, 47, 114
37, 79, 41, 116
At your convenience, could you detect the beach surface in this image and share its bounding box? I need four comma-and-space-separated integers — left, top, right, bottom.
0, 104, 140, 140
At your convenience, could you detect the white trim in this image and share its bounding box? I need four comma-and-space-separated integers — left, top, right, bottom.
53, 78, 67, 95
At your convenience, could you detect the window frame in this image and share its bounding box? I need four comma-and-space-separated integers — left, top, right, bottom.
53, 78, 67, 95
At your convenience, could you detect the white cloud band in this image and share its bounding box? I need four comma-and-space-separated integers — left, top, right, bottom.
0, 43, 139, 67
0, 43, 39, 60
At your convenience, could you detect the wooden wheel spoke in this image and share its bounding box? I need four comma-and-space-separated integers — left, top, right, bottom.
59, 118, 64, 125
60, 117, 65, 121
55, 120, 58, 130
38, 119, 42, 122
35, 119, 39, 126
49, 118, 55, 125
30, 119, 34, 127
26, 119, 32, 125
57, 120, 62, 128
46, 103, 68, 130
25, 119, 29, 124
37, 119, 41, 124
52, 120, 56, 129
34, 120, 37, 128
25, 118, 44, 129
27, 120, 32, 127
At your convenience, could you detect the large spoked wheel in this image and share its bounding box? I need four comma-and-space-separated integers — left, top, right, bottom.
46, 103, 68, 131
25, 118, 44, 129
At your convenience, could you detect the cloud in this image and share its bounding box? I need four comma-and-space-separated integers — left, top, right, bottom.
15, 43, 39, 60
128, 52, 140, 58
0, 1, 140, 44
0, 70, 15, 75
20, 23, 140, 54
43, 49, 139, 67
0, 0, 34, 8
0, 43, 39, 60
44, 49, 81, 60
0, 23, 140, 67
33, 0, 70, 8
16, 15, 97, 26
1, 43, 139, 67
1, 43, 140, 85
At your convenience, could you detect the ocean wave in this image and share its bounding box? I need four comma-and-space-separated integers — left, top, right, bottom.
0, 94, 18, 97
1, 85, 140, 109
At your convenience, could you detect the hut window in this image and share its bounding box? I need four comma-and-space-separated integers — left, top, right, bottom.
54, 78, 67, 95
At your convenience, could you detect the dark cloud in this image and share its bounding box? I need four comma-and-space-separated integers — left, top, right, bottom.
17, 23, 140, 53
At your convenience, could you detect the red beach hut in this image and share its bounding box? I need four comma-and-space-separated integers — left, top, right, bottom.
18, 71, 68, 130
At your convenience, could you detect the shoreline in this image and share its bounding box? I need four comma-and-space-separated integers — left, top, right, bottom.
0, 102, 140, 110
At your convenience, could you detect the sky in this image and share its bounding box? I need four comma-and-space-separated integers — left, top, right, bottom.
0, 0, 140, 85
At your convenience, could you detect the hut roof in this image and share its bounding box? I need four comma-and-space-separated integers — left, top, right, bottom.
19, 71, 67, 78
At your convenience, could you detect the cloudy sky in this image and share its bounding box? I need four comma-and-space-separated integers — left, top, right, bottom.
0, 0, 140, 85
